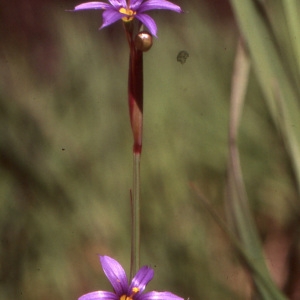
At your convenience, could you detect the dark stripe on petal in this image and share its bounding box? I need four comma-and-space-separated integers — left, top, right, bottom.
129, 266, 154, 295
138, 0, 182, 13
108, 0, 125, 9
100, 9, 124, 29
74, 2, 110, 11
140, 291, 184, 300
100, 256, 128, 296
130, 0, 144, 10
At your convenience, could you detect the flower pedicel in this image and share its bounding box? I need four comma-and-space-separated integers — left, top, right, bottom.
72, 1, 184, 299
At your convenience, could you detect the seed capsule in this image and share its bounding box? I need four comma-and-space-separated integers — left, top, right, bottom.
135, 31, 153, 52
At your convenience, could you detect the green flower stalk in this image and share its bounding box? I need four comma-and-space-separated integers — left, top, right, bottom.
72, 0, 183, 292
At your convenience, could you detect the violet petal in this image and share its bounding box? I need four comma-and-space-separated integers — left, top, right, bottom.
129, 266, 154, 295
139, 291, 184, 300
100, 256, 128, 296
78, 291, 118, 300
74, 2, 110, 11
100, 9, 124, 28
135, 13, 157, 37
108, 0, 125, 9
130, 0, 144, 10
138, 0, 182, 13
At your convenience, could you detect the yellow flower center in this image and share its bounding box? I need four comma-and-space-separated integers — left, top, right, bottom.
119, 7, 136, 22
119, 287, 140, 300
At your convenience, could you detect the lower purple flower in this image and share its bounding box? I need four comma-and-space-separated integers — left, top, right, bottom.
79, 256, 184, 300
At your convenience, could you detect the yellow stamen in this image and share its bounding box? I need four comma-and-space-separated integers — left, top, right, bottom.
119, 7, 136, 22
119, 287, 140, 300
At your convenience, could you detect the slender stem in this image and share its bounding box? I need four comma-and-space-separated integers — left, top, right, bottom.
126, 25, 143, 278
130, 152, 141, 278
129, 48, 143, 154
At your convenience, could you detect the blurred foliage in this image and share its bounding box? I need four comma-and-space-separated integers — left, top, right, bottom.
0, 0, 299, 299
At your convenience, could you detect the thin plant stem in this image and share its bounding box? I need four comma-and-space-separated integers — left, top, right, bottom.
130, 152, 141, 278
125, 23, 143, 278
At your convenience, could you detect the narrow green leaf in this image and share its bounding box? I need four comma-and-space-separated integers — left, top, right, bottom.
282, 0, 300, 78
227, 38, 286, 299
229, 0, 300, 202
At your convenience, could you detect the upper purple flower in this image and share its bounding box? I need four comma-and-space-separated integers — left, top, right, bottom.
79, 255, 184, 300
73, 0, 182, 37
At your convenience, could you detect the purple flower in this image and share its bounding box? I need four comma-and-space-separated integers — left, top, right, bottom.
79, 256, 184, 300
73, 0, 182, 37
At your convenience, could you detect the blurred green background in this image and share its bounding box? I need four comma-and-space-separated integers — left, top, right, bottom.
0, 0, 298, 299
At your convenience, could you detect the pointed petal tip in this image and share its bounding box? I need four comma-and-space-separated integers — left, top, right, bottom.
100, 256, 128, 296
135, 13, 158, 37
137, 0, 183, 14
78, 290, 117, 300
74, 2, 110, 11
142, 291, 185, 300
130, 265, 155, 294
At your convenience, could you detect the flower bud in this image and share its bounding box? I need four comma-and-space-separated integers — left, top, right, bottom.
135, 31, 153, 52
